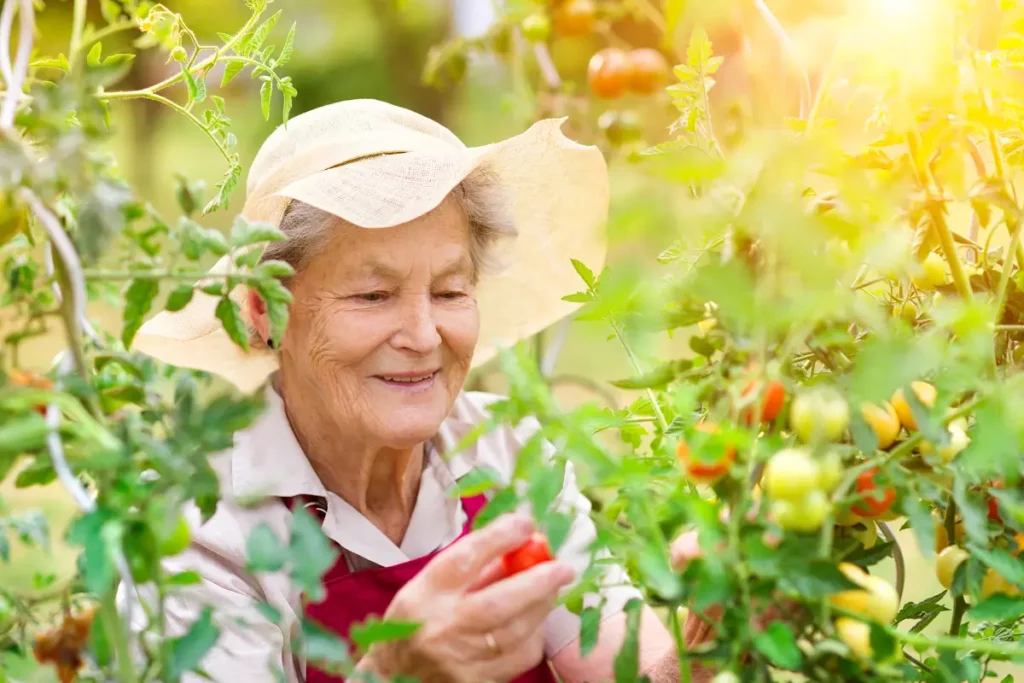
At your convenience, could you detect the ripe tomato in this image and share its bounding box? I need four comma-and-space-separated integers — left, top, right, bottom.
988, 496, 1003, 525
159, 515, 192, 556
789, 388, 849, 444
890, 381, 937, 431
912, 252, 948, 290
830, 562, 899, 624
860, 402, 901, 450
763, 448, 819, 502
835, 617, 872, 658
502, 532, 553, 576
587, 48, 632, 99
741, 378, 786, 426
553, 0, 595, 37
935, 546, 969, 589
627, 48, 669, 95
980, 568, 1022, 598
850, 468, 895, 518
919, 419, 969, 463
520, 13, 551, 42
772, 489, 830, 532
892, 300, 919, 323
676, 422, 736, 485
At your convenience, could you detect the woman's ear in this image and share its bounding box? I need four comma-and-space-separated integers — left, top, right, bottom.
246, 288, 272, 346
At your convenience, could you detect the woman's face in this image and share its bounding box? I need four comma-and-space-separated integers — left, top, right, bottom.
266, 196, 479, 448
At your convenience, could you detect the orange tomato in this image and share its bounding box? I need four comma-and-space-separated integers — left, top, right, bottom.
587, 48, 632, 99
627, 48, 669, 94
850, 468, 896, 518
741, 379, 786, 426
860, 402, 901, 449
676, 422, 736, 486
553, 0, 595, 37
890, 381, 937, 431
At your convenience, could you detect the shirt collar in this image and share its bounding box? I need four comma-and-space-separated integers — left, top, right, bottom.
231, 384, 480, 500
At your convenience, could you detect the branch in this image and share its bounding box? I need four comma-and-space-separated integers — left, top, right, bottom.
67, 0, 88, 71
0, 0, 32, 128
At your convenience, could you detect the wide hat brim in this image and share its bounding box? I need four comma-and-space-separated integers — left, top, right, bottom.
133, 116, 609, 394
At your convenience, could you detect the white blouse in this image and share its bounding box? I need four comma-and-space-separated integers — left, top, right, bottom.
126, 387, 640, 682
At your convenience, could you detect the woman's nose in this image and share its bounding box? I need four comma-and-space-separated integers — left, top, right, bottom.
392, 295, 442, 353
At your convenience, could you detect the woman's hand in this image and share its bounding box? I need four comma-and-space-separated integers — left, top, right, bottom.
359, 513, 576, 683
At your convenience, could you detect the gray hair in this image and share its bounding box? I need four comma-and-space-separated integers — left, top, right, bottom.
249, 170, 516, 347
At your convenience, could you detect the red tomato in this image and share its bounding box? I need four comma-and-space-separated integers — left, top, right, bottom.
988, 497, 1003, 524
502, 533, 554, 576
553, 0, 595, 37
741, 379, 786, 426
587, 48, 632, 99
627, 48, 669, 94
851, 467, 896, 518
676, 422, 736, 485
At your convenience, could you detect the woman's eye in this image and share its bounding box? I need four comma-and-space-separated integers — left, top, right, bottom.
436, 291, 465, 300
357, 292, 388, 302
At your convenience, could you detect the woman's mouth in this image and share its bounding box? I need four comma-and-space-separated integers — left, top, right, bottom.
373, 371, 439, 393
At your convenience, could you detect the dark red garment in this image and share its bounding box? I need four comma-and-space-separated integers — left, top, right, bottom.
292, 493, 557, 683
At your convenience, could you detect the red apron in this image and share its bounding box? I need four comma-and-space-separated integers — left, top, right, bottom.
294, 493, 557, 683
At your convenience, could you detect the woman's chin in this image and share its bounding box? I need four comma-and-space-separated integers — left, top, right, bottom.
373, 408, 449, 447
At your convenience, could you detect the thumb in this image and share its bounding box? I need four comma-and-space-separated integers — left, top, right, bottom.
670, 530, 702, 572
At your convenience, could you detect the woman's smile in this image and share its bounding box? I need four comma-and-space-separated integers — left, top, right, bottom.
371, 369, 440, 393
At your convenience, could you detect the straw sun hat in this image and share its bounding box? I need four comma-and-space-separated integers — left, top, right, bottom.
134, 99, 609, 394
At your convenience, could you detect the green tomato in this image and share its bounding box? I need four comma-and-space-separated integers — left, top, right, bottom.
912, 252, 948, 290
764, 448, 820, 502
935, 545, 969, 590
773, 489, 830, 532
711, 673, 741, 683
816, 451, 844, 492
893, 300, 919, 323
789, 389, 849, 444
521, 13, 552, 42
170, 45, 187, 62
159, 515, 192, 557
598, 110, 643, 147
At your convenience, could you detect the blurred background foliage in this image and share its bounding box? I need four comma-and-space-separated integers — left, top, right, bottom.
5, 0, 1019, 678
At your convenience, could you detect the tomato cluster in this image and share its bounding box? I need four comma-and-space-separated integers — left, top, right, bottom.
828, 563, 900, 658
587, 47, 669, 100
763, 448, 841, 532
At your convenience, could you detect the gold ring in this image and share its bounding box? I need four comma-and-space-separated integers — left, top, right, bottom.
484, 631, 500, 656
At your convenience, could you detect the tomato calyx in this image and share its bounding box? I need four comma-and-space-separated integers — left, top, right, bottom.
502, 532, 554, 577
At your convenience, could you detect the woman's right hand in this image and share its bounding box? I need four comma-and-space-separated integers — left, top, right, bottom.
358, 513, 576, 683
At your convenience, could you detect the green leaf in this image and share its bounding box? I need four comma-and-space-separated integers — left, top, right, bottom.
613, 599, 643, 683
260, 79, 272, 121
246, 523, 287, 573
471, 487, 519, 530
277, 22, 296, 66
203, 163, 243, 215
967, 544, 1024, 588
122, 279, 159, 347
635, 545, 683, 601
254, 278, 292, 342
68, 511, 116, 596
844, 540, 895, 569
255, 261, 295, 279
289, 507, 339, 602
301, 619, 351, 667
895, 591, 948, 625
753, 622, 803, 670
235, 249, 263, 269
282, 89, 294, 124
967, 594, 1024, 621
87, 42, 103, 67
165, 285, 195, 313
166, 570, 202, 586
571, 258, 596, 289
349, 617, 422, 651
215, 297, 249, 350
611, 360, 691, 390
868, 622, 898, 661
562, 292, 595, 304
448, 467, 504, 497
230, 217, 285, 248
247, 10, 282, 56
168, 608, 220, 680
779, 559, 858, 598
221, 60, 245, 87
579, 606, 602, 657
101, 0, 121, 22
902, 493, 936, 559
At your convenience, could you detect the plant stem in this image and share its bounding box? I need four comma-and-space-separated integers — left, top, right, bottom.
668, 606, 692, 683
101, 593, 138, 683
612, 321, 669, 431
993, 215, 1022, 326
103, 7, 264, 98
106, 92, 234, 164
67, 0, 88, 71
80, 20, 137, 51
943, 497, 968, 637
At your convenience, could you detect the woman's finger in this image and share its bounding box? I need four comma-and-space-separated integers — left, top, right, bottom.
424, 513, 535, 588
669, 530, 701, 571
461, 560, 575, 631
467, 557, 507, 592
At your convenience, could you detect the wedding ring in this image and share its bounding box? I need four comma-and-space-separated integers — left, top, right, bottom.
484, 631, 500, 656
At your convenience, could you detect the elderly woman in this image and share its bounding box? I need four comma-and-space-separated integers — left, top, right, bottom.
134, 99, 718, 683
